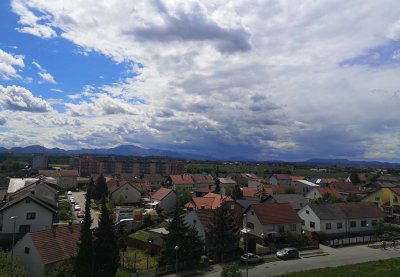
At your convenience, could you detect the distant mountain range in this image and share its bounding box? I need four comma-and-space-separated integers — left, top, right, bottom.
0, 145, 213, 161
1, 145, 400, 167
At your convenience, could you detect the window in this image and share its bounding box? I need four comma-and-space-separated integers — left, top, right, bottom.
337, 222, 343, 229
350, 221, 356, 228
278, 225, 284, 233
375, 195, 380, 201
251, 211, 254, 216
309, 221, 315, 228
24, 247, 30, 254
361, 220, 367, 227
395, 196, 399, 203
306, 210, 310, 214
193, 219, 197, 225
291, 224, 296, 231
26, 212, 36, 220
19, 225, 31, 233
247, 222, 254, 229
231, 204, 234, 210
325, 223, 332, 230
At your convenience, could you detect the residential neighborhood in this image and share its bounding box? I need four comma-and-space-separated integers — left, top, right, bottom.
2, 153, 400, 277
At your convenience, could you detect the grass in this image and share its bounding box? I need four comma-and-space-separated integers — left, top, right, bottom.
121, 247, 158, 271
279, 257, 400, 277
129, 230, 151, 241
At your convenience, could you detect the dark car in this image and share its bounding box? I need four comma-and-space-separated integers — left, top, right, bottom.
276, 248, 299, 260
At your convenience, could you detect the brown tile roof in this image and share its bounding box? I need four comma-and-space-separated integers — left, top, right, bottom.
187, 193, 234, 210
196, 209, 214, 232
251, 203, 302, 225
120, 173, 141, 182
310, 202, 384, 219
192, 174, 215, 184
391, 188, 400, 196
273, 174, 291, 180
151, 187, 173, 201
132, 182, 151, 192
330, 182, 362, 194
29, 224, 81, 265
105, 177, 120, 193
170, 175, 195, 185
143, 174, 164, 183
218, 177, 236, 185
242, 187, 259, 198
315, 187, 341, 198
290, 176, 305, 181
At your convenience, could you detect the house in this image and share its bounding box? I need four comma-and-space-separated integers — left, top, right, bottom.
148, 227, 169, 247
185, 192, 236, 210
194, 187, 215, 197
290, 180, 320, 196
0, 194, 56, 234
298, 202, 384, 238
242, 187, 260, 201
184, 209, 214, 242
218, 177, 237, 195
13, 224, 81, 277
262, 194, 308, 211
8, 181, 58, 208
229, 173, 249, 186
167, 175, 195, 191
269, 174, 291, 185
108, 181, 141, 204
290, 176, 305, 182
38, 169, 79, 190
363, 187, 400, 223
8, 178, 40, 194
243, 203, 302, 242
241, 173, 264, 187
191, 174, 215, 190
143, 174, 164, 190
149, 187, 176, 212
330, 182, 372, 199
306, 187, 342, 201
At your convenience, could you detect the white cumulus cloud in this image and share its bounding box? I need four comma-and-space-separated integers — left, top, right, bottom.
0, 48, 24, 80
0, 85, 52, 112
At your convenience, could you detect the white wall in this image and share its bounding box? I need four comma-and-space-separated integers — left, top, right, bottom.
298, 206, 322, 232
1, 199, 54, 234
184, 211, 205, 241
13, 234, 45, 277
159, 191, 176, 211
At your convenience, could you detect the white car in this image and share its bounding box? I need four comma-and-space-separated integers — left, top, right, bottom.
69, 197, 75, 204
67, 191, 72, 195
74, 204, 81, 211
240, 253, 262, 264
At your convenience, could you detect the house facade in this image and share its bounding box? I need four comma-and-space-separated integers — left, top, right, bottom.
109, 182, 141, 204
363, 187, 400, 223
269, 174, 291, 186
298, 202, 384, 238
0, 194, 56, 234
243, 203, 302, 242
38, 169, 79, 190
150, 187, 176, 211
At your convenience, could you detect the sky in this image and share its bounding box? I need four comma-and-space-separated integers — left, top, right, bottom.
1, 1, 400, 161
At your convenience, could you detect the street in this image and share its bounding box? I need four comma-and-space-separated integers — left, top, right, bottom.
168, 244, 400, 277
71, 191, 99, 229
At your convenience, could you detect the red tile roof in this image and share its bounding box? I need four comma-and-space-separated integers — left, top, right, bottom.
251, 203, 302, 225
170, 175, 195, 185
290, 176, 305, 181
105, 177, 120, 193
29, 224, 81, 265
316, 187, 341, 198
330, 182, 361, 194
151, 187, 173, 201
192, 175, 215, 184
187, 192, 234, 210
242, 187, 259, 198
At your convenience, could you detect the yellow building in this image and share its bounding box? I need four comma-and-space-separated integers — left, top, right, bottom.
363, 187, 400, 223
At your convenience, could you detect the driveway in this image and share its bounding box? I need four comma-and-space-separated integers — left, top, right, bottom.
71, 191, 99, 229
167, 244, 400, 277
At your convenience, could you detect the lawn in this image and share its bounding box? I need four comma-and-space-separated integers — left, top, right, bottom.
279, 258, 400, 277
121, 247, 158, 271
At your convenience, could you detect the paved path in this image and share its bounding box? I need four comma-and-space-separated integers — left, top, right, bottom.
167, 244, 400, 277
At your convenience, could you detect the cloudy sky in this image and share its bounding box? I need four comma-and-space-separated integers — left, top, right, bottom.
1, 0, 400, 161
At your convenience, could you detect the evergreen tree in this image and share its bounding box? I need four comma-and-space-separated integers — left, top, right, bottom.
259, 186, 268, 202
74, 188, 93, 277
159, 208, 203, 268
206, 205, 240, 262
93, 196, 120, 276
232, 184, 243, 200
87, 177, 95, 195
349, 172, 360, 184
215, 169, 221, 194
92, 174, 108, 200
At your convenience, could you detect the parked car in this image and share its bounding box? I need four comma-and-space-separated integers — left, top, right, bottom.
69, 197, 75, 204
77, 211, 85, 218
240, 253, 262, 264
67, 191, 72, 195
74, 204, 81, 211
276, 248, 299, 260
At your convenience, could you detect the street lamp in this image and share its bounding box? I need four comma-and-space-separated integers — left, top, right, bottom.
174, 245, 179, 275
243, 213, 249, 277
261, 232, 265, 246
9, 216, 17, 277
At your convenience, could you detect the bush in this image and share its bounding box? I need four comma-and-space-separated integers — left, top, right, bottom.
221, 263, 242, 277
57, 210, 71, 221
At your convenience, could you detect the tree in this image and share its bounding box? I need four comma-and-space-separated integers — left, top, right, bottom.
93, 196, 120, 276
73, 188, 93, 277
176, 188, 193, 209
215, 171, 221, 194
349, 172, 360, 184
47, 260, 75, 277
0, 251, 29, 277
206, 205, 240, 262
220, 263, 242, 277
232, 184, 243, 200
92, 174, 108, 201
258, 186, 268, 202
87, 177, 95, 195
159, 208, 203, 268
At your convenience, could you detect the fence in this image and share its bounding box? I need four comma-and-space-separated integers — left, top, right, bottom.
126, 237, 163, 254
324, 235, 380, 247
